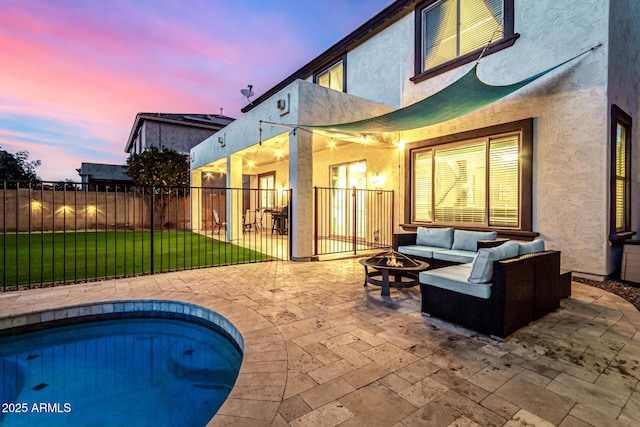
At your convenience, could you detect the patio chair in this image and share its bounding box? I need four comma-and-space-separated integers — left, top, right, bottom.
243, 209, 256, 233
212, 210, 226, 234
255, 208, 265, 232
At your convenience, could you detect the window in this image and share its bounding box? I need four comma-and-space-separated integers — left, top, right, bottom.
610, 105, 632, 238
314, 58, 345, 92
408, 120, 532, 230
259, 172, 275, 209
414, 0, 517, 82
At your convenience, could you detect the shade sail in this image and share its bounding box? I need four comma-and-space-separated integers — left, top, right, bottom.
294, 47, 596, 134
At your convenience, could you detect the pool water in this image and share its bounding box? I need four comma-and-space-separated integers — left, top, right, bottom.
0, 317, 242, 427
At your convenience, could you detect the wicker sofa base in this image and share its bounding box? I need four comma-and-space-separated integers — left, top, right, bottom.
420, 251, 561, 339
421, 285, 493, 335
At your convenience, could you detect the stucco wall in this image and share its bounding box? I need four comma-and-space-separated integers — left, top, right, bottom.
343, 0, 611, 275
609, 0, 640, 245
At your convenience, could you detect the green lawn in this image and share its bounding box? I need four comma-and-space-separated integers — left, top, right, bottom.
1, 231, 269, 288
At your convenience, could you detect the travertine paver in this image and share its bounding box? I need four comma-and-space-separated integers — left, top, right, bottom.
1, 258, 640, 426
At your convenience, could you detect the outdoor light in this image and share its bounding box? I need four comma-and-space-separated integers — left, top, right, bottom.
275, 149, 282, 159
31, 200, 42, 211
328, 138, 336, 149
57, 205, 73, 214
205, 171, 213, 179
86, 205, 97, 214
397, 139, 406, 150
247, 159, 255, 168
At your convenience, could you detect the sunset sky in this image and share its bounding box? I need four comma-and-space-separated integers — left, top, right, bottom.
0, 0, 392, 181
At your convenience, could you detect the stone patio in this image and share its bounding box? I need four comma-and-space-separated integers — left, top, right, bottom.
1, 258, 639, 426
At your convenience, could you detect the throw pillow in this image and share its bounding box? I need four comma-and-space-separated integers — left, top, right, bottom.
518, 240, 545, 255
416, 227, 454, 249
468, 241, 520, 284
452, 230, 498, 252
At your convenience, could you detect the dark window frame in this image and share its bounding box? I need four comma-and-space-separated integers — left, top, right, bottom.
609, 105, 633, 241
313, 55, 347, 93
404, 119, 534, 237
412, 0, 518, 84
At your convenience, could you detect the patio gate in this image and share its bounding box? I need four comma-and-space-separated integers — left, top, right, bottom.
313, 186, 394, 256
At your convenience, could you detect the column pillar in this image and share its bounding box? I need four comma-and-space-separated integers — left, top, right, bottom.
227, 154, 244, 242
289, 128, 313, 260
190, 169, 202, 232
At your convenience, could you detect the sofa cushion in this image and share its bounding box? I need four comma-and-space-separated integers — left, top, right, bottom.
452, 230, 498, 251
432, 249, 477, 264
416, 227, 453, 249
468, 241, 520, 284
420, 264, 492, 299
397, 245, 434, 259
518, 240, 545, 255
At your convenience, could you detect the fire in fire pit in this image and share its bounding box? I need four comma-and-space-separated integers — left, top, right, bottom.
365, 250, 420, 268
386, 253, 403, 267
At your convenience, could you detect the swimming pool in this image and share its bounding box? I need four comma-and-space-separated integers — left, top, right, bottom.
0, 303, 243, 427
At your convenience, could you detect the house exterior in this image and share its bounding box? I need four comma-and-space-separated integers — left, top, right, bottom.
190, 0, 639, 278
125, 113, 234, 156
76, 162, 132, 187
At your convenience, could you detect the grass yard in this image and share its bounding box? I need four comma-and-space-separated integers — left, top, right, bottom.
1, 230, 269, 288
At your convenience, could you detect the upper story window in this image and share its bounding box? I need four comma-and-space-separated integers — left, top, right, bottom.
610, 105, 632, 239
314, 58, 346, 92
413, 0, 517, 83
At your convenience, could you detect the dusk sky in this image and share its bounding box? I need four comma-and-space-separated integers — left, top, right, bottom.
0, 0, 392, 181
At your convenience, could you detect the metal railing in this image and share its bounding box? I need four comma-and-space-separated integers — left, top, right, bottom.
1, 181, 290, 291
313, 186, 394, 256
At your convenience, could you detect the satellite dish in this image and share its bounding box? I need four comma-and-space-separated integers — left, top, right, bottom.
241, 84, 254, 102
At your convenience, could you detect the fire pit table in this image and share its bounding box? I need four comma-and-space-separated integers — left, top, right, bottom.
359, 250, 429, 296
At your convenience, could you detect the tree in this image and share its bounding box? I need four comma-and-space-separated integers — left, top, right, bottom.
126, 146, 189, 187
0, 146, 41, 182
126, 146, 190, 228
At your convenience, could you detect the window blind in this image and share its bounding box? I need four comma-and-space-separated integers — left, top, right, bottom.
434, 142, 486, 223
615, 122, 627, 231
460, 0, 503, 55
489, 135, 519, 227
423, 0, 503, 71
423, 0, 457, 70
413, 150, 433, 222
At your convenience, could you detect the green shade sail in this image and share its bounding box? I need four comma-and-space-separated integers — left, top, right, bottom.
296, 47, 597, 134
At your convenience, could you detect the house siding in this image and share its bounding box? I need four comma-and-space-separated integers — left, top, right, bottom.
142, 122, 214, 155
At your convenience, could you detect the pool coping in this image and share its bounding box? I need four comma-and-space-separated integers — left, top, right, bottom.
0, 291, 287, 426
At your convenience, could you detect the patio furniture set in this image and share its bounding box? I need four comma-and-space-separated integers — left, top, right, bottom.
361, 227, 570, 339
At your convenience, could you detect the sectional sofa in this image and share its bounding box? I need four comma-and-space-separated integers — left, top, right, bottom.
393, 227, 568, 338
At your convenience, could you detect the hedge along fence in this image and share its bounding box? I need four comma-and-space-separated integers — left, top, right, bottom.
0, 184, 197, 232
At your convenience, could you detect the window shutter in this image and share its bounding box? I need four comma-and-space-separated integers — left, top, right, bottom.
460, 0, 503, 55
434, 143, 486, 223
413, 150, 433, 222
489, 135, 519, 227
423, 0, 458, 70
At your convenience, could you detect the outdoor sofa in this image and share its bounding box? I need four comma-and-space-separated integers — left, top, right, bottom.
393, 227, 568, 338
394, 227, 510, 267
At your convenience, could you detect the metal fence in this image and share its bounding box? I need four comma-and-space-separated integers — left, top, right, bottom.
314, 187, 394, 256
1, 181, 290, 291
